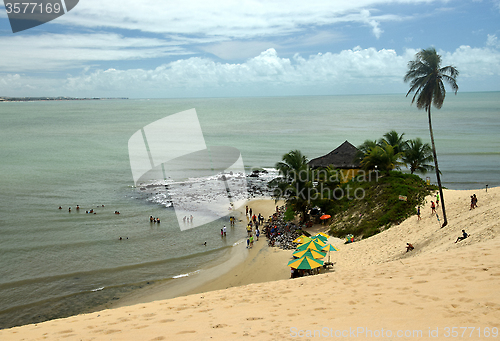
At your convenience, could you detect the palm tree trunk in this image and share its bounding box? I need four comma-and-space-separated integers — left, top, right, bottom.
427, 107, 448, 228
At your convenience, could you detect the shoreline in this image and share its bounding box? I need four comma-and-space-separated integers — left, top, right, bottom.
2, 187, 498, 340
102, 198, 287, 310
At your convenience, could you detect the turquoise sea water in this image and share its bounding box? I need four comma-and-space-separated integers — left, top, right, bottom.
0, 93, 499, 328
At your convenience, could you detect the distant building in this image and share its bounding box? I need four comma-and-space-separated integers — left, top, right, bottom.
308, 141, 361, 182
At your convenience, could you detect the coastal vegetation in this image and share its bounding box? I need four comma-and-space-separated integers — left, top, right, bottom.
322, 172, 437, 239
404, 47, 459, 228
269, 130, 437, 240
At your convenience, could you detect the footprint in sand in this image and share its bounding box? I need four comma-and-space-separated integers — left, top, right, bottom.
57, 329, 74, 334
212, 324, 228, 328
103, 329, 121, 334
133, 325, 148, 330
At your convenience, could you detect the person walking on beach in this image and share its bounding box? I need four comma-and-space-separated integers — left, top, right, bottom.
246, 206, 248, 216
249, 235, 254, 248
473, 194, 478, 208
223, 225, 227, 237
431, 201, 436, 214
436, 193, 440, 207
417, 206, 421, 220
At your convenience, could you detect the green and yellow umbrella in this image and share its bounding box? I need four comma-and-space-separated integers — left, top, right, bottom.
321, 244, 338, 252
311, 234, 328, 243
287, 256, 324, 269
293, 248, 326, 259
293, 235, 311, 244
317, 232, 330, 239
297, 240, 325, 251
321, 244, 338, 263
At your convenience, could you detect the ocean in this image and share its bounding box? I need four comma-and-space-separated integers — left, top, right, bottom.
0, 92, 499, 328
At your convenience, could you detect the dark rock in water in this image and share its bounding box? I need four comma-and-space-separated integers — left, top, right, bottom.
248, 173, 259, 178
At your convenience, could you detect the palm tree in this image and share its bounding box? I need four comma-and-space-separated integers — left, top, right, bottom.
360, 142, 404, 174
379, 130, 406, 155
269, 150, 313, 222
356, 139, 377, 164
404, 47, 459, 228
403, 138, 434, 174
275, 150, 308, 183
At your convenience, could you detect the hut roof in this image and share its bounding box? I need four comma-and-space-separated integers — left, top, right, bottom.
308, 141, 361, 169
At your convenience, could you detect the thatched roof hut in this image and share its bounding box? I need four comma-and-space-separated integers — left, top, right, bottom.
308, 141, 361, 169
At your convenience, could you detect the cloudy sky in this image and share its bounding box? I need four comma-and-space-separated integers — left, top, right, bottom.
0, 0, 499, 98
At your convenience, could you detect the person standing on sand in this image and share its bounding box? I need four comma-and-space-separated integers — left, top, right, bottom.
417, 206, 421, 220
436, 193, 440, 207
473, 194, 478, 208
223, 225, 227, 236
246, 206, 248, 216
431, 201, 436, 214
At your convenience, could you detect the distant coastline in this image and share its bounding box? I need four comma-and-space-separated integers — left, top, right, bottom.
0, 96, 128, 102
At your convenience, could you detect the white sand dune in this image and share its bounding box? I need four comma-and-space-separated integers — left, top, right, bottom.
1, 188, 499, 340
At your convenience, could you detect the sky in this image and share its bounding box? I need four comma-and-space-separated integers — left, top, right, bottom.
0, 0, 499, 98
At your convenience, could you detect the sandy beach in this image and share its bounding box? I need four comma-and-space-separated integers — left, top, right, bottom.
1, 188, 499, 340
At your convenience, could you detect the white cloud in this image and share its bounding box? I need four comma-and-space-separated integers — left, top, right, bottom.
486, 34, 500, 49
57, 0, 425, 42
53, 45, 500, 96
1, 44, 499, 97
59, 47, 411, 96
442, 45, 500, 77
0, 33, 189, 72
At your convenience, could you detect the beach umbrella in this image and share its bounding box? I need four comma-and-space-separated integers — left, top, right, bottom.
317, 232, 330, 239
297, 240, 325, 251
311, 234, 328, 243
288, 256, 324, 270
321, 244, 338, 252
293, 235, 311, 244
321, 244, 338, 263
293, 248, 326, 259
320, 214, 331, 220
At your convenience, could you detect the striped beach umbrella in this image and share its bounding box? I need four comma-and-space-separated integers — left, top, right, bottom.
287, 256, 324, 269
293, 248, 326, 259
321, 244, 338, 263
293, 235, 311, 244
321, 244, 338, 252
311, 234, 328, 243
297, 240, 325, 251
317, 232, 330, 238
